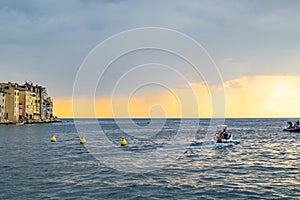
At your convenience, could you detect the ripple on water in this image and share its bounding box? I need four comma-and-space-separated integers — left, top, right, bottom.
0, 118, 299, 199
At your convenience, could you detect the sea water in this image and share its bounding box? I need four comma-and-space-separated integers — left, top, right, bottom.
0, 118, 299, 199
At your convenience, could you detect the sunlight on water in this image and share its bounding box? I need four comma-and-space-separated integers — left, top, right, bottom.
0, 118, 299, 199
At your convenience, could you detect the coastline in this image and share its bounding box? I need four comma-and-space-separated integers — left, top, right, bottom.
0, 119, 62, 125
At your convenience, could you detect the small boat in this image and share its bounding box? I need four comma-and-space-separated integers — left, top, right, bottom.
283, 121, 300, 132
214, 125, 239, 145
283, 127, 300, 132
16, 122, 25, 126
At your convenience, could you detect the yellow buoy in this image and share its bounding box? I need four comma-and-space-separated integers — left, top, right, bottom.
51, 135, 56, 142
120, 137, 127, 146
80, 137, 86, 144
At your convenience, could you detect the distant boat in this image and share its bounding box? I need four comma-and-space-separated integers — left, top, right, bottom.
16, 122, 25, 126
283, 121, 300, 132
283, 127, 300, 132
214, 125, 239, 145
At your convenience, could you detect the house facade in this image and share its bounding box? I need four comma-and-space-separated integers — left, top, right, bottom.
0, 83, 20, 121
0, 82, 55, 122
0, 91, 6, 122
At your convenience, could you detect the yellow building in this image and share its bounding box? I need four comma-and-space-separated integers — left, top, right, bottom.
20, 84, 41, 120
19, 84, 41, 120
26, 91, 34, 119
0, 83, 20, 122
18, 88, 26, 119
19, 90, 33, 119
19, 90, 35, 120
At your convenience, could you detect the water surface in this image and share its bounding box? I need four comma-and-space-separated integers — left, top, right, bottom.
0, 118, 299, 199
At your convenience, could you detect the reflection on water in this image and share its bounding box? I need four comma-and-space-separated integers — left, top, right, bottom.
0, 118, 299, 199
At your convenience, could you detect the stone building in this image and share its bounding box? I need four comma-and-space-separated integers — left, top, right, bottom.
0, 82, 55, 122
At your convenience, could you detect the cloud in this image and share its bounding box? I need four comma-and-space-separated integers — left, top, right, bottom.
1, 0, 300, 102
224, 75, 300, 117
56, 75, 300, 118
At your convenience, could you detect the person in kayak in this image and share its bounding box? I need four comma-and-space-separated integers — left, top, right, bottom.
222, 127, 231, 140
215, 126, 231, 142
214, 129, 222, 142
287, 121, 294, 128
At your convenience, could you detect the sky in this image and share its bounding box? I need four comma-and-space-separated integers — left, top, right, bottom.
1, 0, 300, 118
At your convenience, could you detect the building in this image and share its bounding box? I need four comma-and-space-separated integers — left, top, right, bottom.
38, 87, 54, 120
26, 84, 41, 120
21, 90, 35, 120
19, 83, 42, 120
33, 89, 41, 120
0, 83, 20, 122
18, 86, 26, 119
46, 97, 53, 119
0, 82, 55, 122
0, 91, 6, 122
40, 87, 48, 120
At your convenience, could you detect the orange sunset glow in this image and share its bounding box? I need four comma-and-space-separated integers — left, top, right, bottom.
54, 75, 300, 118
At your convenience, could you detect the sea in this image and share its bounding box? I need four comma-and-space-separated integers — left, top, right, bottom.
0, 118, 299, 199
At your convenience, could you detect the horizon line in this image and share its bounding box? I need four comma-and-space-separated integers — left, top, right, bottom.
58, 117, 299, 119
